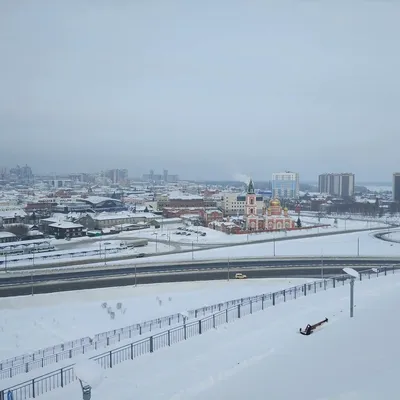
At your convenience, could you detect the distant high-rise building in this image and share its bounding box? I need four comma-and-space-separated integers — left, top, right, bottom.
393, 173, 400, 202
318, 173, 355, 198
271, 172, 299, 199
163, 169, 168, 183
105, 169, 128, 184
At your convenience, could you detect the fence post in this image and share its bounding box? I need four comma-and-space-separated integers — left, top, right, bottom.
60, 368, 64, 387
272, 293, 276, 306
213, 314, 216, 328
139, 326, 142, 335
32, 378, 35, 398
109, 351, 112, 368
238, 305, 241, 318
199, 320, 202, 334
283, 290, 286, 302
314, 282, 316, 293
304, 284, 307, 296
131, 343, 134, 359
195, 310, 198, 318
385, 267, 387, 276
294, 288, 297, 299
184, 324, 187, 340
169, 318, 171, 326
149, 336, 154, 353
360, 273, 362, 281
168, 330, 171, 346
262, 295, 264, 310
324, 280, 327, 290
250, 301, 253, 314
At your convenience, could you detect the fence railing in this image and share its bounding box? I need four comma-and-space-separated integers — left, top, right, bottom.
0, 312, 185, 381
2, 266, 396, 399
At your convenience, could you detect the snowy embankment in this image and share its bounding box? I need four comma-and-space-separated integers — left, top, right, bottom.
38, 270, 400, 400
0, 278, 308, 382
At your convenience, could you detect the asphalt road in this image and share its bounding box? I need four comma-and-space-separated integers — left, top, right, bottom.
0, 257, 398, 297
4, 226, 390, 272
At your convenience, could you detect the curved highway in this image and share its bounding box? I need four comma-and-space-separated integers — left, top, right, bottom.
0, 256, 399, 297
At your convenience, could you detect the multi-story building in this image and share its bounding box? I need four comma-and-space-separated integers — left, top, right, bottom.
318, 173, 355, 198
220, 192, 264, 216
393, 173, 400, 202
271, 172, 299, 199
105, 169, 128, 184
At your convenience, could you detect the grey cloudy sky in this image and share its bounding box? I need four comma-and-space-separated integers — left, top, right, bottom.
0, 1, 399, 181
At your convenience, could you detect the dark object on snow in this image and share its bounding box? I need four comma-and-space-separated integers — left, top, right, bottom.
299, 318, 328, 335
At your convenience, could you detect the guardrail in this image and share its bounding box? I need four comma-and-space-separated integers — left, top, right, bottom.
2, 266, 396, 399
0, 312, 184, 381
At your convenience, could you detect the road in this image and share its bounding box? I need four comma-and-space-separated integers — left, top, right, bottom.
0, 257, 398, 297
5, 226, 391, 272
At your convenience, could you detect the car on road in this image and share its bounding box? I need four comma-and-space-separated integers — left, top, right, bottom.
136, 253, 146, 258
235, 273, 247, 279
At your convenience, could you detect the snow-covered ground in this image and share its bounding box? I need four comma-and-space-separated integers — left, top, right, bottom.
49, 229, 398, 271
1, 241, 174, 269
38, 267, 400, 399
126, 218, 384, 246
0, 278, 308, 360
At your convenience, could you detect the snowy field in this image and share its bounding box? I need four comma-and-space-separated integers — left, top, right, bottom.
39, 267, 400, 399
122, 218, 384, 246
1, 241, 174, 269
0, 278, 308, 360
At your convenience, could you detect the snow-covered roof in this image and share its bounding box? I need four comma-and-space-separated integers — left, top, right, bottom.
49, 222, 83, 229
0, 209, 26, 218
92, 212, 156, 221
0, 231, 17, 238
168, 191, 203, 200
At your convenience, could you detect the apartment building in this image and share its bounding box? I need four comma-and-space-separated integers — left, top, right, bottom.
318, 173, 355, 198
271, 172, 299, 199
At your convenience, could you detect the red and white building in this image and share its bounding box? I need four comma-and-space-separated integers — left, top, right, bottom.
245, 179, 296, 231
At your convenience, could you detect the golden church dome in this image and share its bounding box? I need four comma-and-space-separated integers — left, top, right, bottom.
270, 199, 281, 207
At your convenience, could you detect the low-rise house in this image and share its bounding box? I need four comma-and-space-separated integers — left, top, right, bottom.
48, 222, 83, 239
0, 231, 17, 243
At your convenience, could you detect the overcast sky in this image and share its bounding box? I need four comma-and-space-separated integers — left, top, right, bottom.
0, 1, 399, 181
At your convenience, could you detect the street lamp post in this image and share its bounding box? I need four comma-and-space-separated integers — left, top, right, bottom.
342, 267, 359, 318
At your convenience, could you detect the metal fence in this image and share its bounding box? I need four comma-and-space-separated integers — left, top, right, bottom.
2, 266, 396, 399
0, 312, 184, 381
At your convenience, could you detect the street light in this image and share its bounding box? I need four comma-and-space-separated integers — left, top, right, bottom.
342, 267, 360, 318
103, 242, 111, 266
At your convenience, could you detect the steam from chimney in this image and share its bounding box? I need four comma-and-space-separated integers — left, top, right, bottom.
233, 174, 251, 184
